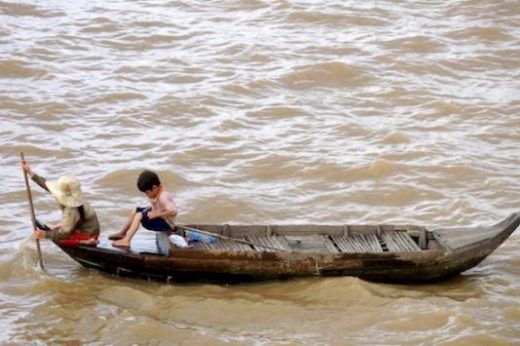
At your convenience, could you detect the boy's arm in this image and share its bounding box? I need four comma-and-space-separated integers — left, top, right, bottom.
148, 193, 177, 219
148, 208, 177, 219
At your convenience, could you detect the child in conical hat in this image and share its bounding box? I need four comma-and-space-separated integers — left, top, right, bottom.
22, 160, 100, 246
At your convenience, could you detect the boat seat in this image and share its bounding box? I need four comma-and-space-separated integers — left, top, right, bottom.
282, 235, 337, 253
382, 232, 421, 252
330, 234, 383, 253
246, 236, 290, 252
191, 240, 252, 252
191, 236, 291, 252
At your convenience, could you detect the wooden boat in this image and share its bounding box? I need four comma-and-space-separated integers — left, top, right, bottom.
56, 213, 519, 283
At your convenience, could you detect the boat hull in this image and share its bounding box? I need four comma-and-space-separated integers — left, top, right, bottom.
57, 213, 519, 283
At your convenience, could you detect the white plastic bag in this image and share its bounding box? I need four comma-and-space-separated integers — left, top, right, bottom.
169, 234, 189, 248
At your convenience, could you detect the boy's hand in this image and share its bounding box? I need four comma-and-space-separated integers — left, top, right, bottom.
34, 229, 46, 240
147, 210, 159, 219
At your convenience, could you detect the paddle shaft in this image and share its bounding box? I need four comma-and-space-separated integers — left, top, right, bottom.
175, 224, 283, 251
20, 152, 44, 269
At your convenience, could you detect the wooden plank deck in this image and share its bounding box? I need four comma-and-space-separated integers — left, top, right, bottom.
191, 236, 290, 252
330, 234, 383, 253
191, 239, 252, 251
284, 235, 335, 253
247, 235, 289, 252
179, 231, 422, 254
382, 232, 421, 252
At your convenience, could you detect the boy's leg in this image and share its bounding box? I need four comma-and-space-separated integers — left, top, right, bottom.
109, 210, 138, 240
140, 211, 173, 233
112, 212, 143, 247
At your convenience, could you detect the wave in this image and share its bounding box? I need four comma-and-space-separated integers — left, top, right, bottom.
96, 169, 190, 194
287, 10, 388, 27
0, 1, 64, 17
382, 35, 446, 54
448, 26, 514, 41
247, 106, 310, 118
98, 286, 155, 311
0, 60, 47, 79
379, 132, 411, 145
290, 277, 387, 306
91, 92, 147, 104
279, 61, 374, 89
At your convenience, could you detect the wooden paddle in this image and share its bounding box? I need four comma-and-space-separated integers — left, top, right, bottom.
175, 224, 284, 251
20, 152, 45, 269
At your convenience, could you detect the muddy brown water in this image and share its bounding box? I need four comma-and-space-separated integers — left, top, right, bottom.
1, 1, 519, 344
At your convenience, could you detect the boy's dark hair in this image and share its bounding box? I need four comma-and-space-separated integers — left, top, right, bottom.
137, 170, 161, 192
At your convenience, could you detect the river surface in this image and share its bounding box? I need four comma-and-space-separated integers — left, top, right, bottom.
1, 0, 519, 345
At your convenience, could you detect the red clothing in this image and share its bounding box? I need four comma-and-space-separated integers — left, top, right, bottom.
58, 229, 99, 246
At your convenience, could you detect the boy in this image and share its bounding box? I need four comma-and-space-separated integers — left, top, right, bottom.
110, 170, 177, 248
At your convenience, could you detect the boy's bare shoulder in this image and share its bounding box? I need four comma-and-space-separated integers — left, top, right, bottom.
160, 190, 177, 204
